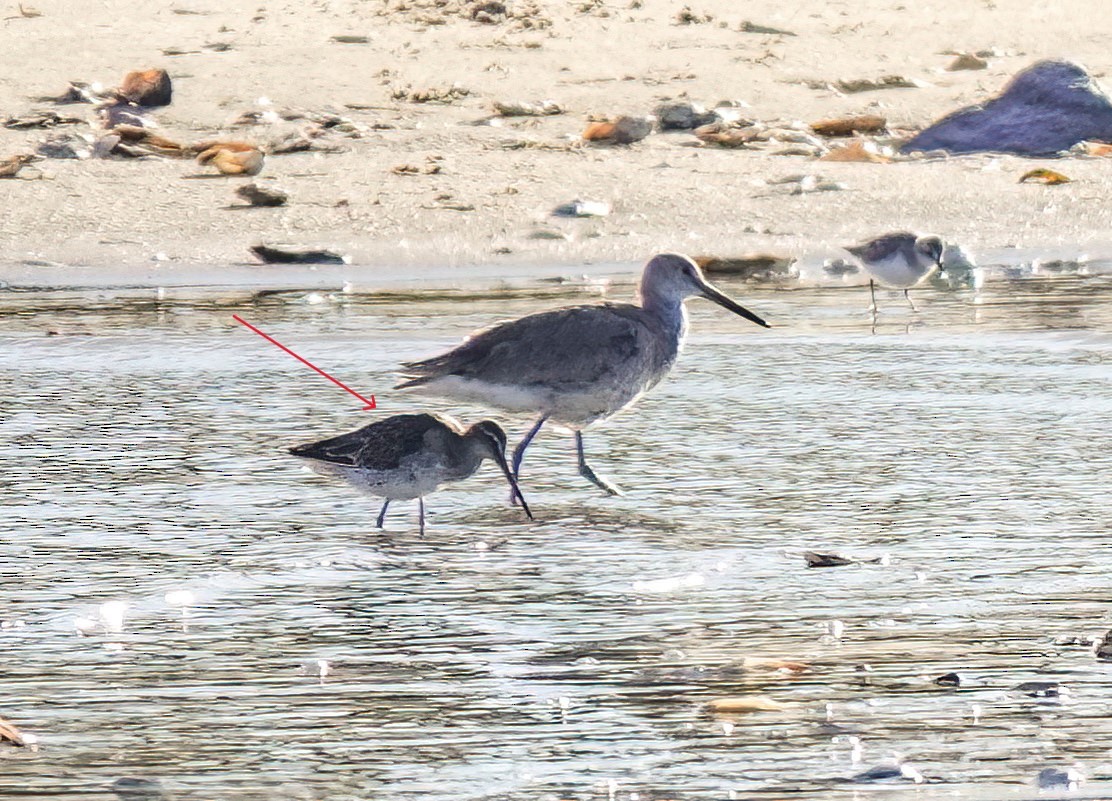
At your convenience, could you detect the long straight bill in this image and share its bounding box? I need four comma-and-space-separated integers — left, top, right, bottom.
494, 451, 533, 520
700, 282, 771, 328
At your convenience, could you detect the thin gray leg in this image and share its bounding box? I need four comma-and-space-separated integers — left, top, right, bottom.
575, 431, 623, 496
418, 497, 426, 536
868, 279, 878, 313
510, 415, 548, 506
512, 415, 548, 478
904, 288, 918, 312
375, 500, 389, 529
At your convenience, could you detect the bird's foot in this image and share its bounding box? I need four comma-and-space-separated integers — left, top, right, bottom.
579, 463, 624, 497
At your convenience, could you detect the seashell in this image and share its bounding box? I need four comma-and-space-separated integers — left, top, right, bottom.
1018, 167, 1070, 185
820, 138, 890, 162
810, 114, 887, 137
706, 695, 784, 713
195, 142, 264, 175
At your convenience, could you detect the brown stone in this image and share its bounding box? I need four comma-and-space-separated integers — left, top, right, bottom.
118, 68, 172, 107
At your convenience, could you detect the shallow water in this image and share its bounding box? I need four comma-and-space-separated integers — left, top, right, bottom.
2, 273, 1112, 800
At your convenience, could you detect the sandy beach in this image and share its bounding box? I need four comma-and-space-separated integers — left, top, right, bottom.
2, 0, 1112, 277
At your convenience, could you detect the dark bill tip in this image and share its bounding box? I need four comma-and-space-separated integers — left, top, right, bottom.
702, 284, 771, 328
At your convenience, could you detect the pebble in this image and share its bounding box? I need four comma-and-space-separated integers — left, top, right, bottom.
250, 245, 348, 265
852, 763, 925, 784
1036, 767, 1084, 790
654, 101, 720, 130
117, 68, 172, 107
552, 199, 610, 218
1094, 629, 1112, 660
235, 183, 289, 207
706, 695, 784, 713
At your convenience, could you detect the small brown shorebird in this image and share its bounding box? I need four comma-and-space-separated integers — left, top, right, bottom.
397, 252, 769, 496
845, 232, 945, 313
289, 413, 531, 535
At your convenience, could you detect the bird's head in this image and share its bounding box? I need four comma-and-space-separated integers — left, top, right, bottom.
466, 420, 532, 520
915, 235, 945, 270
639, 252, 770, 328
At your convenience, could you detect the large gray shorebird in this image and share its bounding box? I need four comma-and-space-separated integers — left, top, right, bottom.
396, 253, 770, 496
289, 413, 532, 535
845, 232, 944, 313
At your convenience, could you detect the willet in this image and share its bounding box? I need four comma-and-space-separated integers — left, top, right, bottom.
396, 252, 769, 496
289, 413, 532, 535
845, 232, 944, 313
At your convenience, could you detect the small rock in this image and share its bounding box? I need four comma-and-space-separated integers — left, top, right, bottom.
235, 183, 288, 207
802, 551, 855, 568
583, 115, 653, 145
693, 122, 759, 148
1036, 767, 1084, 790
493, 99, 563, 117
118, 68, 172, 107
552, 199, 610, 218
694, 253, 793, 281
811, 114, 887, 137
36, 131, 93, 159
947, 53, 989, 71
739, 20, 795, 35
934, 672, 962, 687
834, 75, 921, 94
1013, 681, 1067, 698
112, 777, 168, 801
654, 101, 720, 130
852, 763, 925, 784
1093, 629, 1112, 660
249, 245, 347, 265
820, 139, 890, 163
706, 695, 783, 713
331, 34, 369, 43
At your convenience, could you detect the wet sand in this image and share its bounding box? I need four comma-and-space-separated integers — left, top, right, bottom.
2, 1, 1112, 276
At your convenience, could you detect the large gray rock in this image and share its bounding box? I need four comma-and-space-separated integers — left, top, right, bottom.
902, 60, 1112, 157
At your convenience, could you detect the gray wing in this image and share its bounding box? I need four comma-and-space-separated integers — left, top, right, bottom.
288, 413, 444, 470
397, 304, 650, 391
845, 231, 916, 262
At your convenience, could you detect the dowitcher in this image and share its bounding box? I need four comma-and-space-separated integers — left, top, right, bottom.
289, 413, 531, 534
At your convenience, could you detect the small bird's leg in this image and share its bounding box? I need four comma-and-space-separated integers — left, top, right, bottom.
375, 500, 390, 529
868, 279, 878, 314
575, 431, 623, 497
418, 497, 426, 536
904, 288, 918, 312
512, 415, 548, 479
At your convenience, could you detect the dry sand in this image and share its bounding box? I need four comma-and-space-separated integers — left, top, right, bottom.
2, 0, 1112, 281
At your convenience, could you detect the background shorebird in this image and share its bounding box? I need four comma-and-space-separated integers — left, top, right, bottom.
845, 231, 945, 313
288, 413, 531, 535
396, 252, 769, 496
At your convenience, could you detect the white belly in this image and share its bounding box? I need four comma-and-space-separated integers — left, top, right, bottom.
298, 460, 445, 501
409, 375, 647, 428
864, 254, 934, 289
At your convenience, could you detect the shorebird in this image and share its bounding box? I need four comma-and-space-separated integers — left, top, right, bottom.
845, 232, 945, 313
396, 252, 769, 496
288, 413, 531, 535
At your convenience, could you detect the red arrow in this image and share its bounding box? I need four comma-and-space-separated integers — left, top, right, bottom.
233, 314, 377, 410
